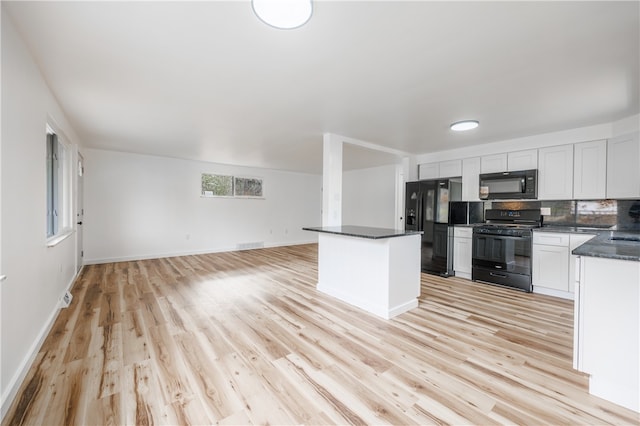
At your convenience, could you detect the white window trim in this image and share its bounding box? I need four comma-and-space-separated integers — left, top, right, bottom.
46, 121, 74, 244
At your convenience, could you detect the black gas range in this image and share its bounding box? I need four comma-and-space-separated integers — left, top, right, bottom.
472, 209, 542, 292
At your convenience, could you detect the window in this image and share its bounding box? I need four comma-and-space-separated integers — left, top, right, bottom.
201, 174, 234, 197
46, 126, 72, 239
234, 177, 263, 197
201, 173, 263, 198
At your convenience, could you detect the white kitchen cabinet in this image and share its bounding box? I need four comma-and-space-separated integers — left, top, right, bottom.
419, 160, 462, 180
574, 140, 607, 199
606, 132, 640, 198
453, 227, 473, 279
569, 234, 595, 293
418, 162, 439, 180
507, 149, 538, 171
532, 232, 571, 297
461, 157, 481, 201
538, 144, 574, 200
480, 154, 507, 173
438, 160, 462, 178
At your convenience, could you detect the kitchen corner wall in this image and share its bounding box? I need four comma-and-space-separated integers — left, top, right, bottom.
83, 148, 322, 263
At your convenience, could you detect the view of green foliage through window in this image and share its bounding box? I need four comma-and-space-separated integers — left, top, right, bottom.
201, 173, 263, 198
234, 177, 263, 197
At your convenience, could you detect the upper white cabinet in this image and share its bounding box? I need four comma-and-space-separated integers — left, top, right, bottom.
574, 140, 607, 199
462, 157, 481, 201
419, 160, 462, 180
418, 163, 439, 180
439, 160, 462, 178
481, 150, 537, 174
507, 149, 538, 171
480, 154, 507, 173
606, 132, 640, 198
538, 144, 574, 200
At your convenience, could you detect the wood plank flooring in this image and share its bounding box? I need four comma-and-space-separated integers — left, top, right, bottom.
3, 244, 639, 425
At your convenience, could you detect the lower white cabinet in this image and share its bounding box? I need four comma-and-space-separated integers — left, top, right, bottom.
532, 232, 571, 298
569, 234, 596, 293
453, 227, 473, 279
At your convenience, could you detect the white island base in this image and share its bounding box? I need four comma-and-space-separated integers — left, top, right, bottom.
305, 226, 421, 320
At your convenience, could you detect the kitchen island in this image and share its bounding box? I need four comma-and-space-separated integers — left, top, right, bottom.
303, 226, 422, 319
572, 231, 640, 412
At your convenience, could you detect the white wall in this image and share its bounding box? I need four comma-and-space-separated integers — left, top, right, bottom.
343, 164, 396, 229
1, 11, 81, 417
83, 148, 322, 263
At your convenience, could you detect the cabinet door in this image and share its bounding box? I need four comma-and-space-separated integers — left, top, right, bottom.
532, 244, 569, 291
538, 144, 574, 200
569, 234, 595, 293
607, 132, 640, 198
508, 149, 538, 171
439, 160, 462, 178
419, 163, 439, 180
462, 157, 481, 201
480, 154, 507, 173
573, 140, 607, 199
453, 236, 472, 278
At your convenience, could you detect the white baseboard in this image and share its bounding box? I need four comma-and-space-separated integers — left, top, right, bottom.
83, 239, 317, 265
0, 270, 80, 421
532, 285, 574, 300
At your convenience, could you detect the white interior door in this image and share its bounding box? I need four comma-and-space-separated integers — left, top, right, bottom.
76, 154, 84, 272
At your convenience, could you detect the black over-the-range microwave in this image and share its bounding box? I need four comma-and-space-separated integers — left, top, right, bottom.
479, 169, 538, 200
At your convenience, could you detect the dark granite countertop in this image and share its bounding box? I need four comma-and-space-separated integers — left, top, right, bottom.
535, 225, 613, 234
302, 225, 422, 240
572, 231, 640, 262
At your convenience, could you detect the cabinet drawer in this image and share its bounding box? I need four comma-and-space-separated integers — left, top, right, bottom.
533, 232, 570, 246
454, 227, 473, 238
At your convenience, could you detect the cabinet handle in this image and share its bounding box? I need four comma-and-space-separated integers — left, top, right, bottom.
0, 275, 7, 282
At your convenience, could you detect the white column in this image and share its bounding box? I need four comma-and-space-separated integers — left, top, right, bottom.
322, 133, 343, 226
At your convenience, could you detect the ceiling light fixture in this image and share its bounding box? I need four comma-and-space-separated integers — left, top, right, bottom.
450, 120, 479, 131
252, 0, 313, 30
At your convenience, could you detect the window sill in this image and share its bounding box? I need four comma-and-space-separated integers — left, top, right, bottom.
46, 230, 74, 248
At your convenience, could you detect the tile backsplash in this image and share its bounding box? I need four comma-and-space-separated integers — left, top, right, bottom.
491, 199, 640, 228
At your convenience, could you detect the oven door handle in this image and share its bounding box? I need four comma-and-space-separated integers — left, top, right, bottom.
490, 272, 508, 278
473, 234, 531, 239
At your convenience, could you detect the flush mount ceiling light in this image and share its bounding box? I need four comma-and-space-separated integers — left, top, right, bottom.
450, 120, 479, 131
252, 0, 313, 29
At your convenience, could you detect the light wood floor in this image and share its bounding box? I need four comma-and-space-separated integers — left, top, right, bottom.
3, 244, 639, 425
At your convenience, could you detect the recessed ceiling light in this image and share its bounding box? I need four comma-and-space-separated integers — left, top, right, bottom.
252, 0, 313, 30
450, 120, 479, 131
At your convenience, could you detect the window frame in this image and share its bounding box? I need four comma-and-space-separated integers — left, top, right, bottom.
201, 173, 264, 199
46, 124, 73, 243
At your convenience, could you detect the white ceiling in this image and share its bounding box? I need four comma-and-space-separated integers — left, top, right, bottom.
4, 1, 639, 173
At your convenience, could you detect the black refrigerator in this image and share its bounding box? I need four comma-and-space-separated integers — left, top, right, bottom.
405, 179, 461, 276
